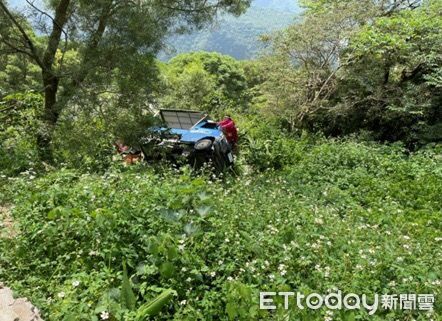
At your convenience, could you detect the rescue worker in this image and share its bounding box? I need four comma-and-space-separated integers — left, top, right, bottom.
218, 115, 238, 146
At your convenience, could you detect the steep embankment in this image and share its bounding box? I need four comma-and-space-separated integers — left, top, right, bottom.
0, 139, 441, 320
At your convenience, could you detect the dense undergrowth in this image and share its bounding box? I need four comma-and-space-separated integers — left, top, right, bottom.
0, 137, 441, 320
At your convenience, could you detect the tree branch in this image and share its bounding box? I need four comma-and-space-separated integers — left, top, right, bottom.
383, 0, 421, 16
0, 0, 44, 68
69, 4, 112, 89
156, 0, 216, 14
25, 0, 69, 66
41, 0, 71, 71
0, 36, 34, 58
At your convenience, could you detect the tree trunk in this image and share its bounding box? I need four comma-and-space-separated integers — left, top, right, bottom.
37, 71, 60, 163
35, 0, 71, 163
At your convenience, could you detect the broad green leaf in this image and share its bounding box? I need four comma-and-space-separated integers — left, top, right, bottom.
121, 261, 137, 311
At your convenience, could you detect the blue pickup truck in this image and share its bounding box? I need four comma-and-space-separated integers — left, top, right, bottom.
140, 109, 234, 170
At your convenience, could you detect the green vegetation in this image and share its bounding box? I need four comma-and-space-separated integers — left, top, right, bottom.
261, 0, 442, 146
1, 133, 441, 320
158, 52, 249, 114
1, 0, 441, 320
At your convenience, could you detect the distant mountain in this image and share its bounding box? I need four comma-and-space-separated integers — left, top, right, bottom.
159, 0, 301, 61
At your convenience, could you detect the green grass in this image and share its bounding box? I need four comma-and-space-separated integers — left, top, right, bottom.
0, 138, 441, 320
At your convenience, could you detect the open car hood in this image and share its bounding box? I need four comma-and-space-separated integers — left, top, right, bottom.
160, 109, 206, 129
156, 109, 223, 143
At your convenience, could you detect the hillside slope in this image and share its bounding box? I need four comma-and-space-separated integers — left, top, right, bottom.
1, 137, 441, 320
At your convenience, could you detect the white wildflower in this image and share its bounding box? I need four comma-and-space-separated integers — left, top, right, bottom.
324, 266, 331, 278
314, 218, 324, 225
324, 309, 334, 321
100, 311, 109, 320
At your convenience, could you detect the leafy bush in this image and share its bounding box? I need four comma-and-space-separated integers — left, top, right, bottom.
330, 1, 442, 145
159, 52, 250, 116
0, 92, 42, 176
237, 117, 309, 171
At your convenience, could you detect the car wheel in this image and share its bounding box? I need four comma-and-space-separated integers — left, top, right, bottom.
213, 147, 233, 172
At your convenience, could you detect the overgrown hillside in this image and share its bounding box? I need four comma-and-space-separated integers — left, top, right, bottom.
1, 135, 441, 320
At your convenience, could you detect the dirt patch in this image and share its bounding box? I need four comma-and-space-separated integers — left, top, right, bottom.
0, 205, 17, 239
0, 210, 41, 321
0, 283, 44, 321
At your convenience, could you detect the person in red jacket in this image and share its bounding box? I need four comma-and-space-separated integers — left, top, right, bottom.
218, 116, 238, 146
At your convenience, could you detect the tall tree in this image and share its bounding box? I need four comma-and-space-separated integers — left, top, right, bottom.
261, 0, 427, 132
0, 0, 251, 162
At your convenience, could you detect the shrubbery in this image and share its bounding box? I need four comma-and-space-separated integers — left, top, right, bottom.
1, 138, 440, 320
158, 52, 251, 116
0, 92, 42, 176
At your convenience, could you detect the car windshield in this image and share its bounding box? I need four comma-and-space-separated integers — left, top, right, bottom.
160, 110, 205, 129
201, 121, 218, 129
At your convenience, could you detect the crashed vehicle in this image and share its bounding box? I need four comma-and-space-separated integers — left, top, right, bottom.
140, 109, 237, 170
